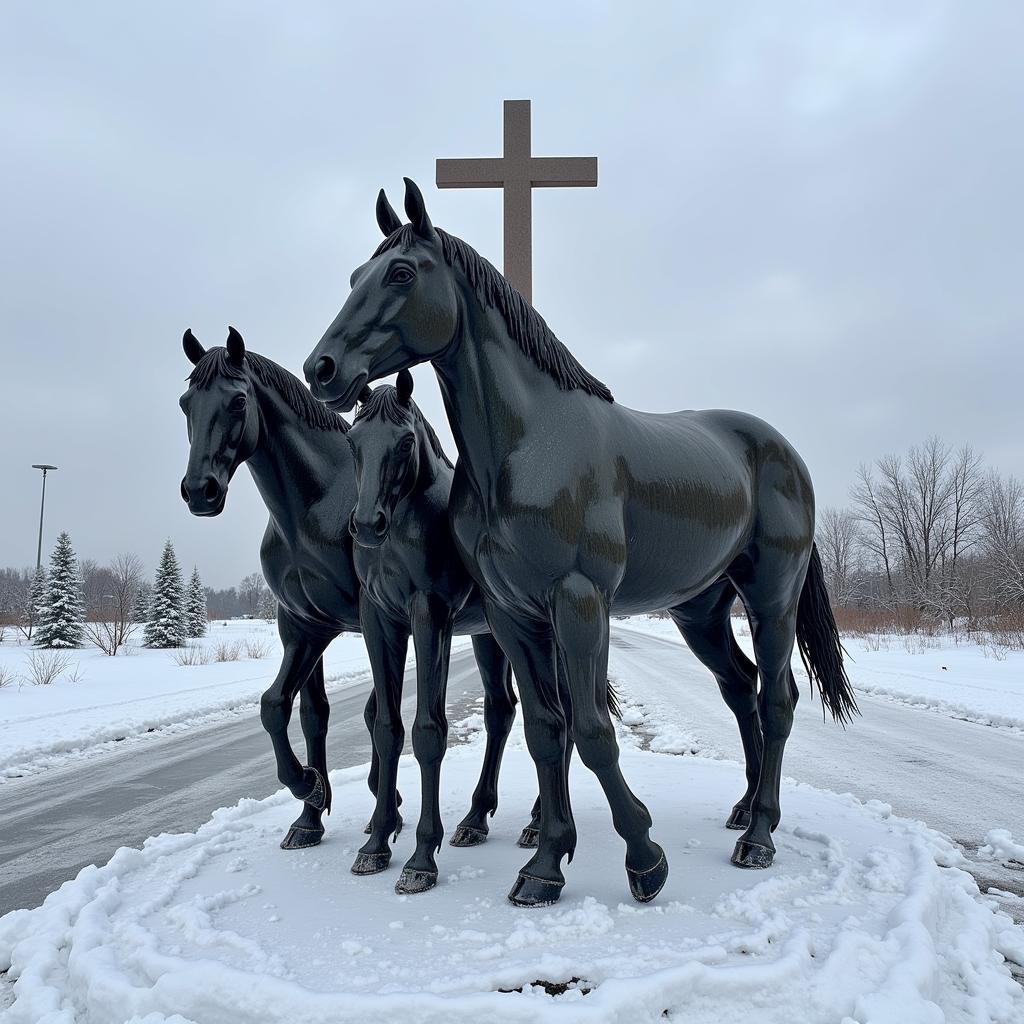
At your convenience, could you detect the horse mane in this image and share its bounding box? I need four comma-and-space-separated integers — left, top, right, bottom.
372, 224, 614, 403
187, 347, 349, 433
354, 384, 454, 469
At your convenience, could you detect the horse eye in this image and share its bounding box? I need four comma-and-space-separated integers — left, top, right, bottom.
388, 266, 414, 285
230, 395, 246, 413
399, 435, 416, 451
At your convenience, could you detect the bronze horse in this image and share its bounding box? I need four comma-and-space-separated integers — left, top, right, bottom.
304, 180, 857, 908
177, 328, 530, 854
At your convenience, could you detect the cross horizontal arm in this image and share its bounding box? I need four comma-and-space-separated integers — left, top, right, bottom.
436, 158, 508, 189
528, 156, 598, 188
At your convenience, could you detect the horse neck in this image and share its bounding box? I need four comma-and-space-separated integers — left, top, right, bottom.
245, 378, 346, 531
432, 291, 563, 498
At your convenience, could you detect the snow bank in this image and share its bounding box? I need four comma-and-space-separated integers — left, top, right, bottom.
1, 723, 1020, 1023
622, 615, 1024, 733
0, 624, 462, 780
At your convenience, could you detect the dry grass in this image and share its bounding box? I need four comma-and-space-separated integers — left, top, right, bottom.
172, 644, 212, 667
243, 637, 272, 659
212, 640, 243, 663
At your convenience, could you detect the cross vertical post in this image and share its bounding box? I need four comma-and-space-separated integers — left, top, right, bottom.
436, 99, 598, 305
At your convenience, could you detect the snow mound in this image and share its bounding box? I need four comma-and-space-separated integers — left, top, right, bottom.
979, 829, 1024, 867
1, 731, 1021, 1023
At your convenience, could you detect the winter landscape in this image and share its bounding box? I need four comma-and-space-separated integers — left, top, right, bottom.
3, 4, 1024, 1023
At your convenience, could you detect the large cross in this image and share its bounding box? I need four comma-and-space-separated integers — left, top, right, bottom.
436, 99, 598, 305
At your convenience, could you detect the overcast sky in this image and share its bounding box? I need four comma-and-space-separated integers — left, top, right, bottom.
1, 3, 1021, 588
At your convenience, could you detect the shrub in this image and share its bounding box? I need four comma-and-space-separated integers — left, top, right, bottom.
25, 650, 73, 685
243, 637, 272, 659
172, 644, 212, 667
213, 640, 243, 663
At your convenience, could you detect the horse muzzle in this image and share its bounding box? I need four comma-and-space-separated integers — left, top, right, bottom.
349, 507, 390, 547
181, 475, 227, 517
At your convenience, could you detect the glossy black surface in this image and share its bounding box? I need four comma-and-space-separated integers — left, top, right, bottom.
304, 181, 855, 905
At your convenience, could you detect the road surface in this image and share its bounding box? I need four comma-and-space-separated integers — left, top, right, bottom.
2, 627, 1021, 922
609, 624, 1024, 917
0, 648, 484, 915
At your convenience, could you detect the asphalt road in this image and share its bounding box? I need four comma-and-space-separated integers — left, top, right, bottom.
609, 624, 1024, 918
2, 627, 1021, 923
0, 647, 485, 916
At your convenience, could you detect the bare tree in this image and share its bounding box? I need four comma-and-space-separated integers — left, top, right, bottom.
238, 573, 267, 617
981, 471, 1024, 608
816, 506, 861, 608
85, 553, 144, 656
850, 464, 895, 598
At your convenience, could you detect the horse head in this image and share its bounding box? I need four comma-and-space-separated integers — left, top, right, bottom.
304, 179, 458, 411
178, 327, 260, 515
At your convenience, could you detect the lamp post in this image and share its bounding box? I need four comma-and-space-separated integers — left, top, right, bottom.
31, 464, 57, 570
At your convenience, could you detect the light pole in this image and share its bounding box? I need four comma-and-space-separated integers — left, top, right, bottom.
31, 464, 57, 570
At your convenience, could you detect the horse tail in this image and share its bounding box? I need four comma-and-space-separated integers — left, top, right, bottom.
796, 544, 859, 724
605, 677, 622, 720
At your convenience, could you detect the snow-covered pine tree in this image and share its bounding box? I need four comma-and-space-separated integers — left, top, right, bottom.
184, 566, 208, 637
26, 564, 48, 640
133, 583, 150, 624
34, 532, 85, 649
144, 540, 186, 648
257, 587, 278, 623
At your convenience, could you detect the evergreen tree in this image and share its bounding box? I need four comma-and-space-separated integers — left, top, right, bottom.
26, 564, 48, 640
34, 532, 85, 649
184, 565, 208, 637
144, 540, 186, 648
257, 587, 279, 623
133, 582, 151, 624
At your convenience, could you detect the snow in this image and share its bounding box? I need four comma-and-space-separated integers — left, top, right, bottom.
621, 615, 1024, 733
979, 830, 1024, 868
1, 716, 1021, 1023
0, 622, 458, 780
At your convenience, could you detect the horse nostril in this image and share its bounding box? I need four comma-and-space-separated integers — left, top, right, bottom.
373, 511, 388, 536
315, 356, 336, 387
204, 478, 221, 502
180, 478, 190, 503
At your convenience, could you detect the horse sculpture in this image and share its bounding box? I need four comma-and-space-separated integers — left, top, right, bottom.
177, 327, 527, 855
303, 180, 857, 909
346, 371, 521, 893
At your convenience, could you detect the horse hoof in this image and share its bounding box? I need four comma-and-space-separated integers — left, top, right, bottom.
627, 849, 669, 903
301, 766, 328, 812
450, 825, 488, 847
726, 806, 751, 830
279, 825, 324, 850
507, 872, 564, 908
395, 867, 438, 895
731, 839, 775, 869
516, 826, 539, 849
351, 850, 392, 875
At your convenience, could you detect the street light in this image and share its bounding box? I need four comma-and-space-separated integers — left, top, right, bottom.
31, 464, 58, 570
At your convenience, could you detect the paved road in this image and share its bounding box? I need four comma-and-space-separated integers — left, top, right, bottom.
0, 647, 484, 916
609, 625, 1024, 918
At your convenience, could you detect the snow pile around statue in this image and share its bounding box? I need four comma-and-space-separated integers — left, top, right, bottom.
1, 719, 1021, 1024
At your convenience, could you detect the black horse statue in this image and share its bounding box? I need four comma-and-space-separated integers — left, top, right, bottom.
346, 370, 520, 894
304, 181, 857, 909
177, 328, 521, 854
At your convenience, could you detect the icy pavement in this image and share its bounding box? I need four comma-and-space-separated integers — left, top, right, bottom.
1, 719, 1021, 1022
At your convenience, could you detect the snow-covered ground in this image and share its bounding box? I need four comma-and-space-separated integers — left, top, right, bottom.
1, 711, 1021, 1023
0, 622, 472, 781
623, 614, 1024, 733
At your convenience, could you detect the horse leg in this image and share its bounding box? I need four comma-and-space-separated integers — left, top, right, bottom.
362, 688, 403, 835
352, 592, 408, 876
451, 633, 516, 847
729, 565, 805, 869
396, 594, 454, 894
518, 660, 575, 848
552, 572, 668, 903
259, 614, 331, 835
669, 581, 763, 831
486, 602, 575, 908
281, 658, 332, 850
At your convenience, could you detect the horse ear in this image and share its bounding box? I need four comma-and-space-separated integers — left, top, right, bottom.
358, 385, 373, 404
183, 329, 205, 365
396, 368, 414, 406
376, 189, 402, 237
226, 326, 245, 366
403, 177, 434, 239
